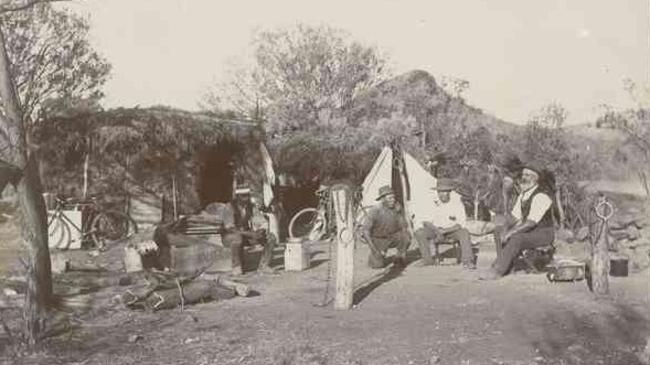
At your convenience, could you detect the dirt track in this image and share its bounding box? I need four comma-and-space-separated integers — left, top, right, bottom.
2, 240, 649, 365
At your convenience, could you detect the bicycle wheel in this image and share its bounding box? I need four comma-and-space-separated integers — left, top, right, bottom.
288, 207, 325, 241
47, 212, 71, 249
91, 210, 138, 248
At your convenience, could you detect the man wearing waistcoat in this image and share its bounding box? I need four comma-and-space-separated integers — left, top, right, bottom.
222, 186, 275, 276
480, 161, 555, 280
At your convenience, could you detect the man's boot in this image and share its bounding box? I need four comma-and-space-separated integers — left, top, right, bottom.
257, 264, 278, 275
393, 256, 406, 268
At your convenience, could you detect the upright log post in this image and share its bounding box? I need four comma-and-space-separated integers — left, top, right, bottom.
590, 196, 613, 296
555, 188, 566, 229
82, 152, 89, 199
332, 185, 354, 310
473, 190, 479, 221
172, 175, 178, 220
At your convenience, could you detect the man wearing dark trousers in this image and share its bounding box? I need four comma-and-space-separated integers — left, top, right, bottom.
361, 185, 410, 269
480, 161, 554, 280
221, 186, 275, 276
414, 178, 475, 269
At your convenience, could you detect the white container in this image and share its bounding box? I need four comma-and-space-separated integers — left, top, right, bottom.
48, 210, 83, 250
123, 246, 143, 273
284, 238, 310, 271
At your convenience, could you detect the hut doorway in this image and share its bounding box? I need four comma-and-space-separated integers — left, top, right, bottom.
197, 145, 235, 207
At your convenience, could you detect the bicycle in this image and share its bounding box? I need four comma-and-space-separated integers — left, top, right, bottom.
287, 185, 372, 244
47, 196, 138, 250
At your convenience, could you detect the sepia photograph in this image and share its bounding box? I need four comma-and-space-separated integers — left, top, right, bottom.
0, 0, 648, 364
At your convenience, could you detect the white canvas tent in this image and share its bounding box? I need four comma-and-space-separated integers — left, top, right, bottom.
360, 146, 438, 228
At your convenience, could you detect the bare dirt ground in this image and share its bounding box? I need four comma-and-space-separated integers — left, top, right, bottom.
1, 190, 649, 365
1, 238, 649, 365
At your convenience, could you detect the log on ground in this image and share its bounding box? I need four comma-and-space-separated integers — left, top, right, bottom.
143, 280, 236, 311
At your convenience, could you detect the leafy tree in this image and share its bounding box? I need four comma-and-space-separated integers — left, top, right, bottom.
1, 2, 111, 124
595, 80, 650, 197
204, 24, 390, 131
0, 0, 109, 346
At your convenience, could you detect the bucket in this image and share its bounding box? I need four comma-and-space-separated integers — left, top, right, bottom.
610, 257, 628, 277
285, 237, 310, 271
124, 246, 143, 273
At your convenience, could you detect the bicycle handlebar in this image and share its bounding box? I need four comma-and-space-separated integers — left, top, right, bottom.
53, 196, 99, 209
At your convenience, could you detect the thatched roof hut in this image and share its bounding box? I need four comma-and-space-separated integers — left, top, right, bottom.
34, 107, 266, 217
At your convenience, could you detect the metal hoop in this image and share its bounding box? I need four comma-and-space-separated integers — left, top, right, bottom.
338, 227, 353, 243
393, 158, 403, 170
595, 199, 614, 221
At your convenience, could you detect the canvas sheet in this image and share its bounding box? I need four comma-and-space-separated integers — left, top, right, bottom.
360, 147, 394, 209
403, 152, 438, 228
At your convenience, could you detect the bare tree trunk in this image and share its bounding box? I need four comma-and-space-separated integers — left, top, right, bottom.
0, 20, 52, 346
20, 158, 52, 344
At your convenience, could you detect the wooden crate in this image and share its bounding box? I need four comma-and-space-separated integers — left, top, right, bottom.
169, 242, 217, 273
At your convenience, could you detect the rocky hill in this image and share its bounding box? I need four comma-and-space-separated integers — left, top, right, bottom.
346, 69, 521, 137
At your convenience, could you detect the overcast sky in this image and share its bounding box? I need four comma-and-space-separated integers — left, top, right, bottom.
67, 0, 649, 125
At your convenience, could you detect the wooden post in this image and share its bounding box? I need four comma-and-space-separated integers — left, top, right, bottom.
473, 190, 479, 221
172, 175, 178, 220
555, 188, 566, 229
332, 186, 354, 310
82, 152, 89, 199
590, 197, 613, 296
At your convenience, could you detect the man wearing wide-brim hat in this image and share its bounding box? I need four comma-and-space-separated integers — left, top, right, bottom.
221, 184, 276, 276
360, 185, 410, 269
413, 178, 476, 268
479, 160, 555, 280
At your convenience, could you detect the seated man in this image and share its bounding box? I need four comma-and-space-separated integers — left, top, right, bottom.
414, 178, 475, 269
480, 161, 555, 280
361, 185, 410, 269
221, 186, 275, 276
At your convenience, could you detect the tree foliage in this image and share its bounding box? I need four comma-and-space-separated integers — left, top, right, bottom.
596, 80, 650, 164
204, 24, 390, 131
1, 3, 111, 123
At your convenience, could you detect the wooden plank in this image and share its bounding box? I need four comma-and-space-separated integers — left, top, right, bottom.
333, 186, 354, 310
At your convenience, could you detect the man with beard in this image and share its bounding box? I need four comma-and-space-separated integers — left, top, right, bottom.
361, 185, 410, 269
480, 161, 555, 280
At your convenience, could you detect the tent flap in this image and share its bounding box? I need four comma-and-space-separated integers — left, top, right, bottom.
360, 147, 438, 228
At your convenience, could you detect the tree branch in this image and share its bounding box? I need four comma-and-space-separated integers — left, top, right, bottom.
0, 0, 68, 14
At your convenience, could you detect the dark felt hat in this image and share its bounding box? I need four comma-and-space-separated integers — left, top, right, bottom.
522, 160, 546, 176
376, 185, 396, 200
432, 178, 455, 191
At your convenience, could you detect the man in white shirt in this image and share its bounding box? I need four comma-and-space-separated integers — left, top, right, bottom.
480, 161, 555, 280
414, 178, 475, 269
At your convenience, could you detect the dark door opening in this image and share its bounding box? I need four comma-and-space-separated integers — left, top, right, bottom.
197, 145, 234, 208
